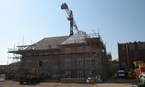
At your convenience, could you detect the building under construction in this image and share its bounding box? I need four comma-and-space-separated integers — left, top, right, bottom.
8, 31, 111, 80
8, 3, 111, 81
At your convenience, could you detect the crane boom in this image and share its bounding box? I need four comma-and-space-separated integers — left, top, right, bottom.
61, 3, 79, 36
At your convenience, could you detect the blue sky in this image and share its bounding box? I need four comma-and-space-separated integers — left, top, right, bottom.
0, 0, 145, 65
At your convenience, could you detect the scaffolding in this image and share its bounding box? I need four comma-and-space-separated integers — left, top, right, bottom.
7, 45, 30, 65
6, 30, 110, 80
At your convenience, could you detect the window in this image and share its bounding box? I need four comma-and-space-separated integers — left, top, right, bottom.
53, 66, 59, 74
38, 60, 49, 68
44, 52, 49, 55
138, 43, 145, 49
65, 59, 71, 67
65, 71, 71, 78
78, 47, 83, 52
86, 59, 92, 67
77, 58, 83, 68
129, 44, 135, 50
43, 60, 49, 68
85, 46, 92, 52
78, 71, 84, 78
122, 44, 126, 51
25, 61, 32, 69
119, 44, 126, 51
66, 48, 71, 53
39, 61, 43, 67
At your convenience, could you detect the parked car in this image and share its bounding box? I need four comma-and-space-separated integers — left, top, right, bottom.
117, 70, 126, 78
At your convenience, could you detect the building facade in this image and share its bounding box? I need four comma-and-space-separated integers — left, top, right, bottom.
118, 41, 145, 70
9, 31, 111, 80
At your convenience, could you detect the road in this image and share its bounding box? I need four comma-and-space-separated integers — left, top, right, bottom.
0, 80, 133, 87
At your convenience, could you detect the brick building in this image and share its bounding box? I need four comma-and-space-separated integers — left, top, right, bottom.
0, 62, 21, 80
9, 31, 111, 80
118, 41, 145, 70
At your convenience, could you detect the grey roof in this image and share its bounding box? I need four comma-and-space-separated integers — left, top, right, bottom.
26, 31, 90, 50
27, 36, 70, 50
60, 31, 90, 45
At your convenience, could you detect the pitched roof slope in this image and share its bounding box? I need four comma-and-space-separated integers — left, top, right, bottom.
27, 36, 70, 50
61, 31, 90, 45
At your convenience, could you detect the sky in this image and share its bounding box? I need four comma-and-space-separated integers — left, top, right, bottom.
0, 0, 145, 65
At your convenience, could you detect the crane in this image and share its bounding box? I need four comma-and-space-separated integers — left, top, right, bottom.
61, 3, 79, 36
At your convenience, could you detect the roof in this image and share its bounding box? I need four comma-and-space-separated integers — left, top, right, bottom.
26, 36, 70, 50
25, 31, 92, 50
61, 31, 90, 45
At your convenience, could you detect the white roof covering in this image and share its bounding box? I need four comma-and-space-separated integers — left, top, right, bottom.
61, 31, 90, 45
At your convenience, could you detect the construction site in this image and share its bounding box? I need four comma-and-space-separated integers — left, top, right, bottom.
1, 2, 144, 87
0, 3, 112, 84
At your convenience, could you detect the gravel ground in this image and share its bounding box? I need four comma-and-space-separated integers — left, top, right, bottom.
0, 80, 133, 87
